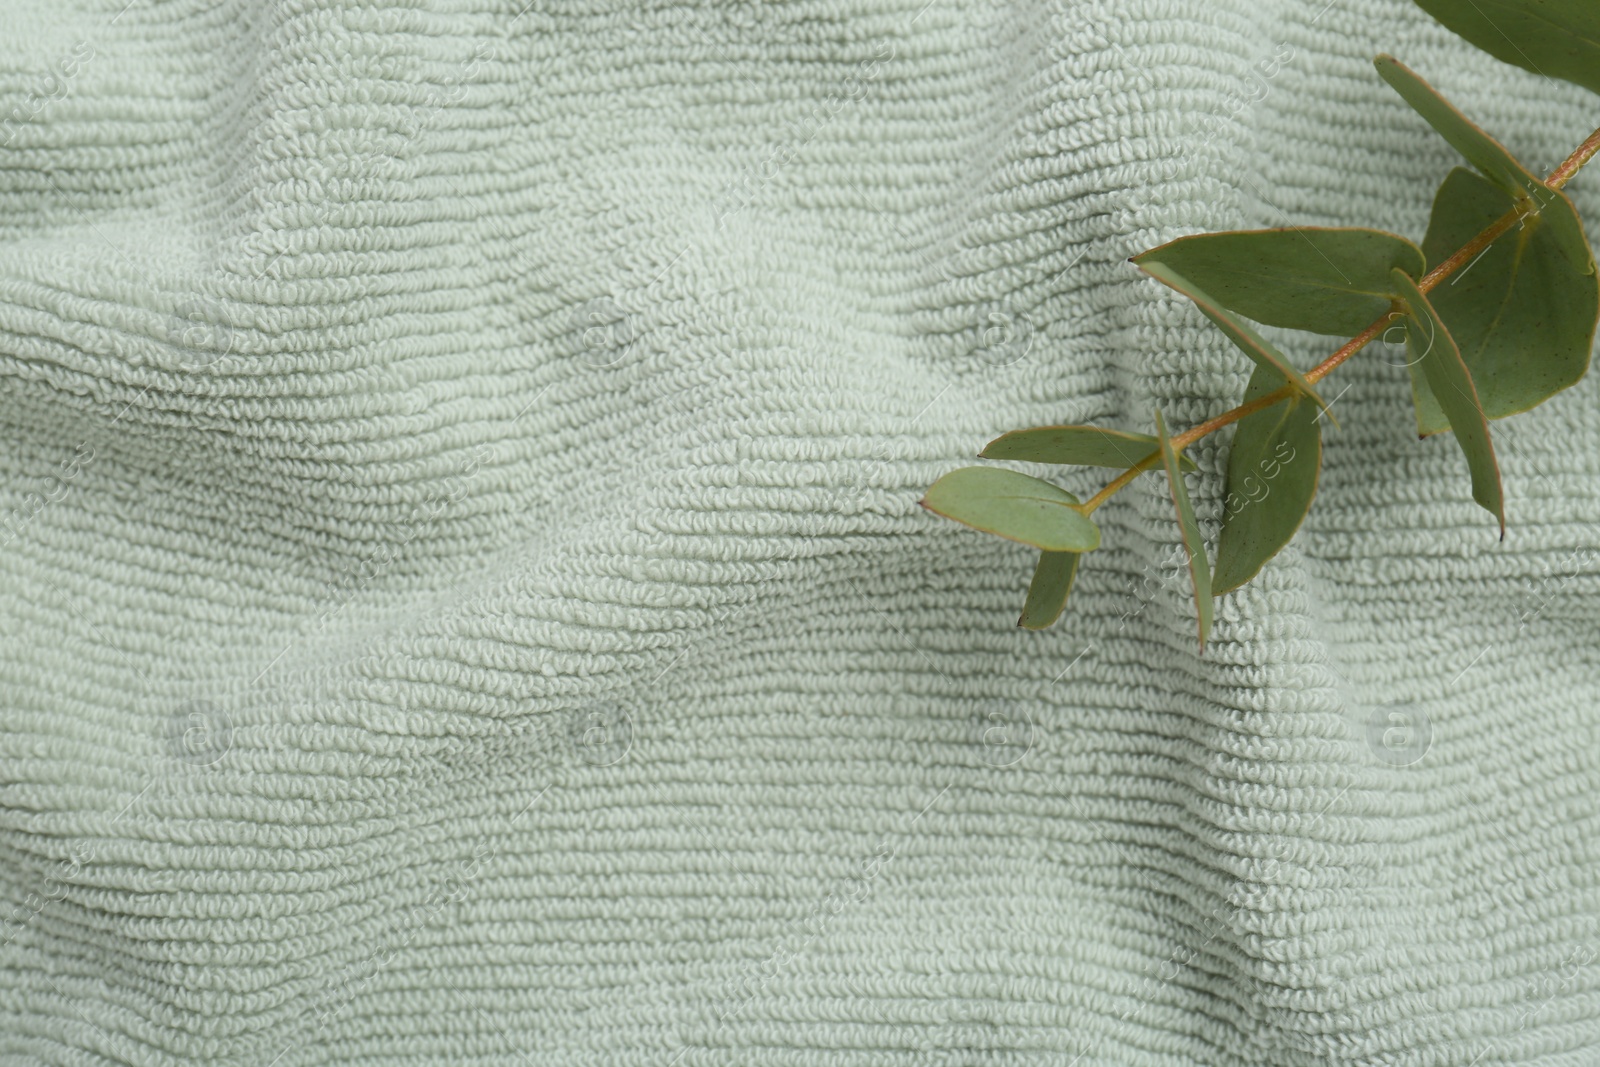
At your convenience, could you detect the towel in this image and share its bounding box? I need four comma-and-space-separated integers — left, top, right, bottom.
3, 0, 1598, 1063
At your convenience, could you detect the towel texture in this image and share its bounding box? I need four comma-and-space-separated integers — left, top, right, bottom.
2, 0, 1599, 1063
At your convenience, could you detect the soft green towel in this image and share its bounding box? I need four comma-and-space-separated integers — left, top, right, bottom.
2, 0, 1598, 1063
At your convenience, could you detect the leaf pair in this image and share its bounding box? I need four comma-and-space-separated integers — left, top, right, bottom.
1372, 26, 1600, 532
1128, 209, 1520, 640
1411, 168, 1598, 436
1148, 384, 1324, 651
923, 417, 1227, 646
928, 394, 1320, 649
1372, 55, 1599, 435
1131, 227, 1429, 615
921, 428, 1171, 629
1375, 55, 1593, 273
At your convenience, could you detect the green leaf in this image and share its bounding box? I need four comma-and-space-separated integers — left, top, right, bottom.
1133, 227, 1425, 337
1374, 55, 1594, 274
1412, 0, 1600, 98
1375, 55, 1541, 198
921, 466, 1102, 552
1212, 364, 1323, 595
1411, 167, 1599, 434
1154, 409, 1212, 650
1018, 550, 1081, 630
981, 425, 1197, 471
1391, 267, 1506, 535
1135, 259, 1335, 423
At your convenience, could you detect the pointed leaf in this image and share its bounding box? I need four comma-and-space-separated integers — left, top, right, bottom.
1135, 259, 1334, 422
922, 466, 1101, 552
1134, 227, 1425, 336
1374, 55, 1594, 273
982, 425, 1197, 471
1213, 364, 1323, 594
1154, 409, 1212, 650
1019, 550, 1081, 630
1391, 268, 1506, 535
1410, 167, 1599, 434
1376, 55, 1542, 197
1412, 0, 1600, 98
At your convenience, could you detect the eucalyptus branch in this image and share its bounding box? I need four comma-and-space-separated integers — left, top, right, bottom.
921, 3, 1600, 643
1080, 122, 1600, 518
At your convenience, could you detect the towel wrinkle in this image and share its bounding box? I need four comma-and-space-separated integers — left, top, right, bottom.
1, 0, 1598, 1063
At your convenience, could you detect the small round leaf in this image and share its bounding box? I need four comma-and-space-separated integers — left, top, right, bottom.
922, 467, 1101, 553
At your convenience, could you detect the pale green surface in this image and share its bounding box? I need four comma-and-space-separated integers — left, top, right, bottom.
2, 1, 1600, 1064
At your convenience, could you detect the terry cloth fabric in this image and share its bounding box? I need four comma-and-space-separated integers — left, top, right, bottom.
2, 0, 1599, 1063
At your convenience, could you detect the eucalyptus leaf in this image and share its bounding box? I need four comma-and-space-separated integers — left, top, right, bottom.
1374, 55, 1594, 273
1154, 409, 1213, 649
1213, 365, 1323, 595
982, 425, 1197, 471
921, 466, 1102, 552
1391, 268, 1506, 535
1134, 228, 1425, 337
1135, 259, 1333, 422
1376, 55, 1542, 197
1411, 167, 1599, 434
1412, 0, 1600, 98
1019, 550, 1081, 630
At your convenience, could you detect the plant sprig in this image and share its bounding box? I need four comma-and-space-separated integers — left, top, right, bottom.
921, 0, 1600, 649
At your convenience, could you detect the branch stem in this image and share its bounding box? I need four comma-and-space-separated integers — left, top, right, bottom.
1079, 121, 1600, 517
